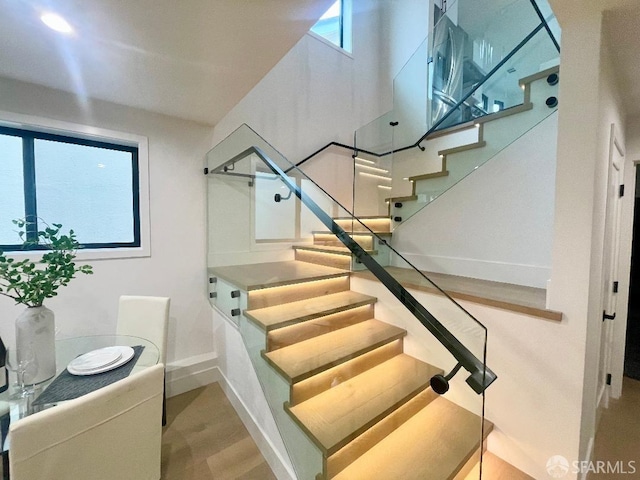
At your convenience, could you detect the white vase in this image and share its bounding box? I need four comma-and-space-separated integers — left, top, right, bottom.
15, 305, 56, 384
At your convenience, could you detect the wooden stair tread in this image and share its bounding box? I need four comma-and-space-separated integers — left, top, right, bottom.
332, 396, 493, 480
464, 452, 534, 480
294, 245, 377, 255
287, 354, 439, 455
264, 319, 406, 383
385, 195, 417, 203
312, 231, 377, 237
209, 261, 348, 291
245, 291, 377, 331
408, 169, 449, 182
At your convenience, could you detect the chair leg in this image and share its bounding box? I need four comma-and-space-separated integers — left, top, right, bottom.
162, 374, 167, 426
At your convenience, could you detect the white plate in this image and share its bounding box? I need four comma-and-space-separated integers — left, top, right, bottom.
68, 346, 122, 372
67, 346, 135, 376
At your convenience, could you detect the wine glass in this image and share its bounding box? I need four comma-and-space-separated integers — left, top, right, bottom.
6, 346, 38, 399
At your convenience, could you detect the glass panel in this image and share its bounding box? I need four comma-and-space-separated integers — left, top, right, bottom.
34, 139, 134, 244
206, 124, 491, 479
390, 26, 559, 226
429, 0, 558, 130
392, 38, 429, 148
311, 0, 342, 48
0, 134, 24, 244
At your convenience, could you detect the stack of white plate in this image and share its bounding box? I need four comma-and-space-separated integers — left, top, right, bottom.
67, 346, 135, 376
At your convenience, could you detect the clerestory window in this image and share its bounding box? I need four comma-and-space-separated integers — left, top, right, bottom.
310, 0, 352, 53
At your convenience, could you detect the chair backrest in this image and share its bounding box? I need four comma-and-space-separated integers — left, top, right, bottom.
116, 296, 170, 364
9, 363, 164, 480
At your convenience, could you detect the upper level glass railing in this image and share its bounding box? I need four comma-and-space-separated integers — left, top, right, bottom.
206, 124, 492, 479
351, 0, 559, 224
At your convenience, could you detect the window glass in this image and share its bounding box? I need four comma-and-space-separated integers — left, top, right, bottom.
0, 134, 25, 244
34, 139, 135, 245
311, 1, 343, 48
0, 126, 140, 251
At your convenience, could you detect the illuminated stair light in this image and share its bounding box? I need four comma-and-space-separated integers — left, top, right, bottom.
355, 163, 389, 174
377, 185, 392, 190
359, 172, 391, 181
354, 157, 376, 165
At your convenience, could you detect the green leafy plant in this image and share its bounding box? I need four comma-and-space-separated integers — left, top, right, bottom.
0, 220, 93, 307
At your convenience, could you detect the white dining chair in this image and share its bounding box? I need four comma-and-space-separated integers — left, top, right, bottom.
8, 363, 164, 480
116, 295, 170, 425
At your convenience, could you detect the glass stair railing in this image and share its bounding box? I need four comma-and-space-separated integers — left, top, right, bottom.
348, 0, 560, 225
206, 124, 494, 480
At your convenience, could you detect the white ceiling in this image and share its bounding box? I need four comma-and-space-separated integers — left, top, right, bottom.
0, 0, 334, 126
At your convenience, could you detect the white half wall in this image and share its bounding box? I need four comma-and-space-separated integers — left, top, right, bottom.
212, 308, 296, 480
0, 77, 215, 365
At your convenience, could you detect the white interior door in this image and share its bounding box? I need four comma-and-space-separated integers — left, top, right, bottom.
597, 125, 625, 415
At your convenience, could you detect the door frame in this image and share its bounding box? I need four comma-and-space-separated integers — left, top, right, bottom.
609, 124, 637, 399
597, 124, 625, 411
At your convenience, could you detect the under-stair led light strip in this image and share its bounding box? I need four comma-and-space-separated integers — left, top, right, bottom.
358, 172, 392, 181
355, 163, 389, 174
354, 156, 376, 165
377, 185, 392, 190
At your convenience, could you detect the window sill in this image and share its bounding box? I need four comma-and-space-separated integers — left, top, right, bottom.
306, 31, 353, 59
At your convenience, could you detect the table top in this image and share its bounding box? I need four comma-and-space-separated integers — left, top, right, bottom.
0, 335, 159, 453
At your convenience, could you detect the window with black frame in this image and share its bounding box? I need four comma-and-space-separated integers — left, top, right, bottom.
0, 125, 140, 251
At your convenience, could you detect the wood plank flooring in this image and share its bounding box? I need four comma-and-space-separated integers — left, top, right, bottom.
589, 377, 640, 480
162, 383, 275, 480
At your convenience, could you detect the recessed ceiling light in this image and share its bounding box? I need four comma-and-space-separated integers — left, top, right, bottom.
40, 13, 74, 34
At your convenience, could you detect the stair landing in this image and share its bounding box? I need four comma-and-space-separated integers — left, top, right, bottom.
352, 266, 562, 321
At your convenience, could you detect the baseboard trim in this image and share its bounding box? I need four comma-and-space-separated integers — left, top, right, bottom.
165, 352, 220, 398
216, 369, 297, 480
580, 437, 594, 480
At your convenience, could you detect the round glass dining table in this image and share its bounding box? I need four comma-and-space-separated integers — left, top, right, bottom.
0, 335, 159, 460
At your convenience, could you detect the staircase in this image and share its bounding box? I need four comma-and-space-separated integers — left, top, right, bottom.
386, 66, 559, 226
210, 215, 504, 479
206, 34, 557, 480
293, 217, 392, 270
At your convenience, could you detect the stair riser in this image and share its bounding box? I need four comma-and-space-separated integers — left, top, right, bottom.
291, 341, 403, 405
267, 304, 375, 351
247, 275, 350, 310
334, 218, 391, 234
313, 233, 374, 250
295, 249, 352, 270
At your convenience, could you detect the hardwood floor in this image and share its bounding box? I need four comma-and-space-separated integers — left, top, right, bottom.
162, 383, 276, 480
590, 377, 640, 479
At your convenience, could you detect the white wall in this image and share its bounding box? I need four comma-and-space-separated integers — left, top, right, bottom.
391, 113, 558, 288
547, 1, 627, 473
212, 0, 389, 161
0, 77, 215, 366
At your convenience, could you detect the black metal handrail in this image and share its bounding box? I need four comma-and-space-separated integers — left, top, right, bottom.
210, 145, 497, 394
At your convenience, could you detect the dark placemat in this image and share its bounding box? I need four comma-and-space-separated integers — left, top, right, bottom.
32, 345, 145, 407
